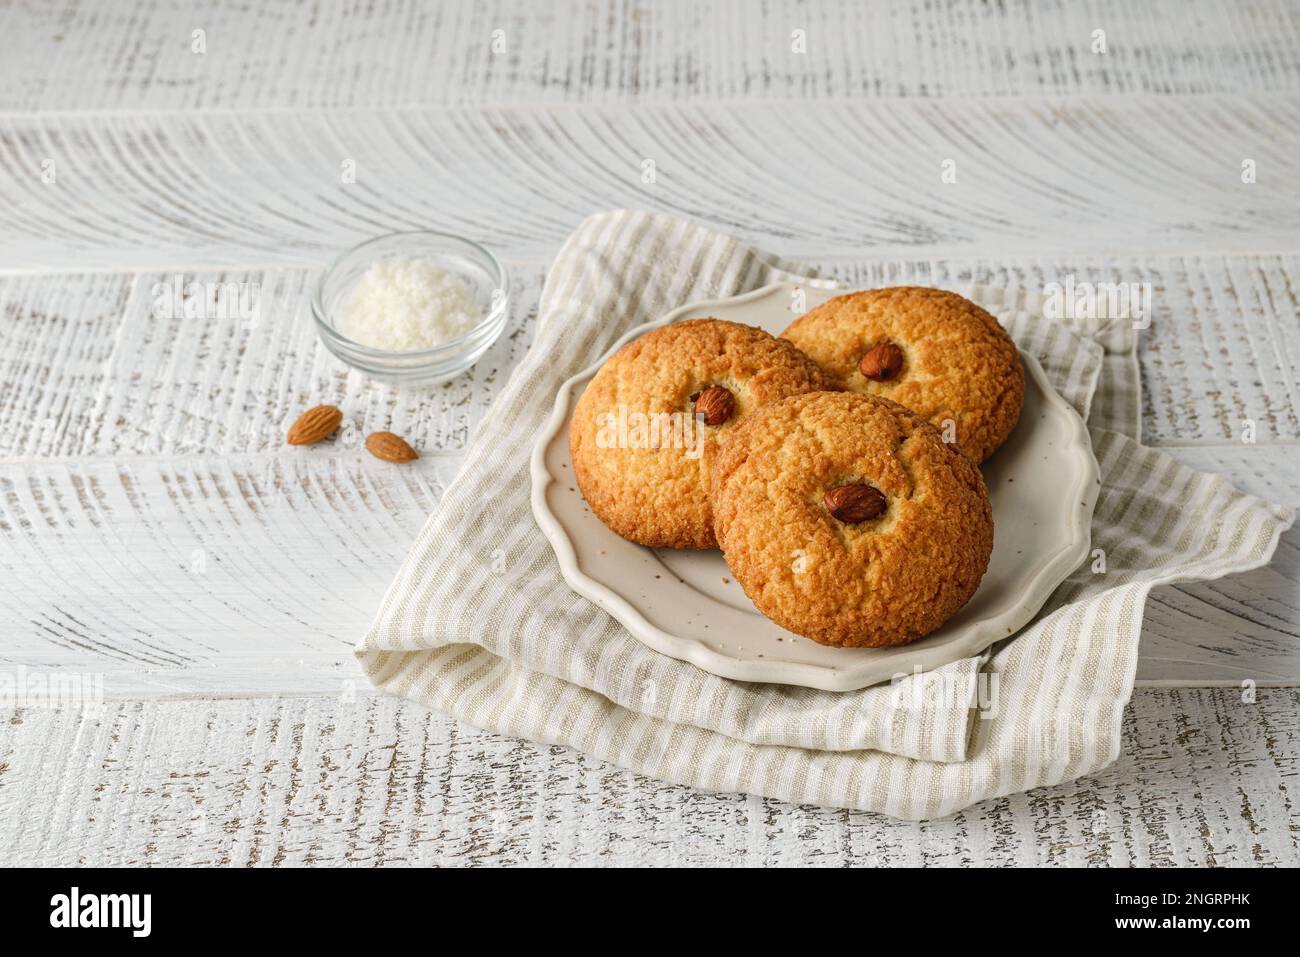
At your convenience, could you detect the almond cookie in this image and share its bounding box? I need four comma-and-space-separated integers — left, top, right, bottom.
569, 319, 828, 549
781, 287, 1023, 463
711, 391, 993, 648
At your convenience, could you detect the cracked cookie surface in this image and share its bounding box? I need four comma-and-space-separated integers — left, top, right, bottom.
710, 391, 993, 647
569, 318, 828, 549
781, 286, 1023, 463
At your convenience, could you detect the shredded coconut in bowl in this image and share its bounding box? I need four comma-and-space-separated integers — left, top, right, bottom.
340, 256, 484, 352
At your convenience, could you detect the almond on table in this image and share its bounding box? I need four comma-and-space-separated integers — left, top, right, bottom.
365, 431, 419, 463
286, 405, 343, 445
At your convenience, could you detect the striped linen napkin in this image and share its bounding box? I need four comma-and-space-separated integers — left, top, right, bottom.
356, 210, 1293, 820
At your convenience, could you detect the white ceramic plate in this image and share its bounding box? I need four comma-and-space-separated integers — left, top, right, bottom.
530, 283, 1099, 691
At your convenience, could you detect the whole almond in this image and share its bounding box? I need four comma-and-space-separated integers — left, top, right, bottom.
824, 483, 887, 523
693, 385, 735, 426
365, 431, 419, 463
287, 404, 343, 445
859, 341, 905, 381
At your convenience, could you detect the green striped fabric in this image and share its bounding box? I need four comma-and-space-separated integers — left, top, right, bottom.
356, 211, 1293, 818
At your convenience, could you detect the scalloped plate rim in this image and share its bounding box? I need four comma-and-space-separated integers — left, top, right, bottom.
529, 282, 1099, 691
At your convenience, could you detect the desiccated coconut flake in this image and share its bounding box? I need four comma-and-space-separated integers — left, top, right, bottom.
340, 256, 483, 352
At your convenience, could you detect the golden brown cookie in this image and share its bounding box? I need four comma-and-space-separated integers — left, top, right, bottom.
781, 287, 1023, 463
569, 319, 828, 549
711, 391, 993, 648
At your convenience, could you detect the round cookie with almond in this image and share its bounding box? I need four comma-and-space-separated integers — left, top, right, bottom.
781, 287, 1023, 463
569, 318, 829, 549
710, 391, 993, 648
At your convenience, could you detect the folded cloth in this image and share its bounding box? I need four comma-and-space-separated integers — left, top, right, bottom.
356, 210, 1294, 819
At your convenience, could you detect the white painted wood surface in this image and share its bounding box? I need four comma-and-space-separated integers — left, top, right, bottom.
4, 0, 1299, 110
5, 98, 1300, 270
2, 689, 1296, 867
1, 0, 1298, 865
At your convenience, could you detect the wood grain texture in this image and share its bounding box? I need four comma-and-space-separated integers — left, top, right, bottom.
2, 0, 1298, 854
1, 257, 1297, 696
2, 95, 1298, 271
0, 267, 543, 460
1144, 446, 1300, 684
0, 454, 458, 696
2, 257, 1296, 454
3, 0, 1300, 112
0, 689, 1295, 866
1, 448, 1293, 697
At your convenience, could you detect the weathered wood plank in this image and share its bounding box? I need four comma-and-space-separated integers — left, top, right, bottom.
3, 256, 1297, 454
2, 96, 1297, 271
1145, 446, 1300, 684
0, 454, 457, 696
1, 257, 1297, 692
0, 267, 543, 459
0, 690, 1294, 866
3, 0, 1299, 112
0, 446, 1294, 696
4, 0, 1297, 861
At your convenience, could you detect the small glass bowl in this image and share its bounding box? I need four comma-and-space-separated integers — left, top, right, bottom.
312, 231, 510, 386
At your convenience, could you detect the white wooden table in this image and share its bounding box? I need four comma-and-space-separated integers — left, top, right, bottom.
2, 0, 1299, 866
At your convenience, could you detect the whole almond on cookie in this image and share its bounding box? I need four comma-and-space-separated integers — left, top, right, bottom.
859, 341, 904, 381
711, 392, 992, 648
824, 483, 887, 523
365, 431, 419, 463
782, 288, 1023, 463
287, 405, 343, 445
569, 318, 827, 550
693, 385, 735, 426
